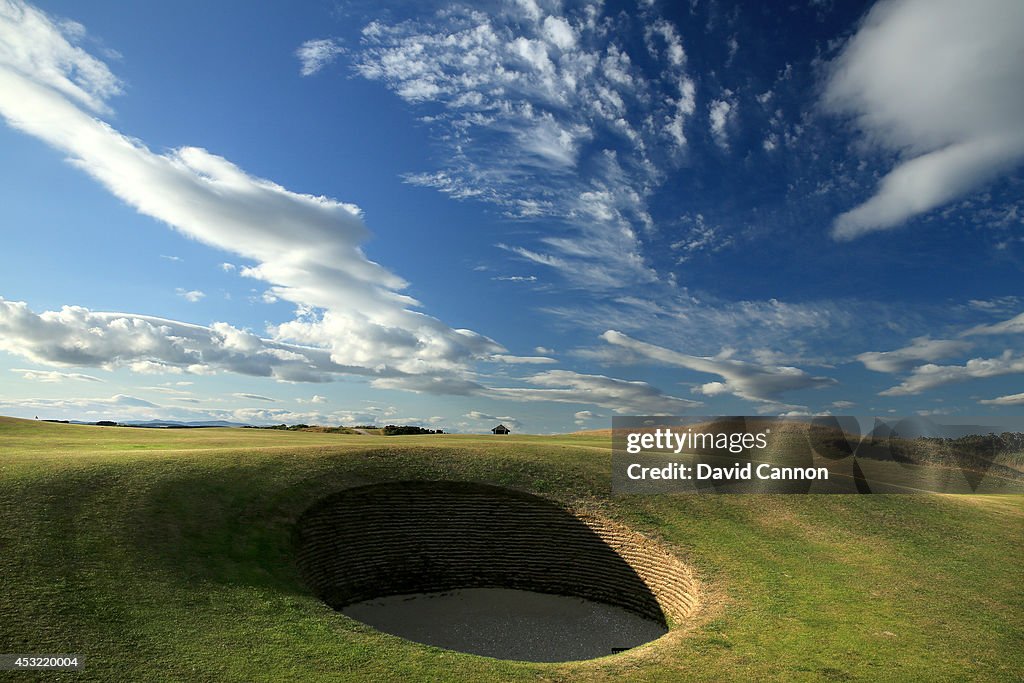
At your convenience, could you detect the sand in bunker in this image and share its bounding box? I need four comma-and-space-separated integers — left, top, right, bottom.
342, 587, 668, 662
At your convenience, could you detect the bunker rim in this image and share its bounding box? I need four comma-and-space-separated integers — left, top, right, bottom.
293, 480, 702, 661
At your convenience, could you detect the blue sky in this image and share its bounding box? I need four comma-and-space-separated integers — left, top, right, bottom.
1, 0, 1022, 432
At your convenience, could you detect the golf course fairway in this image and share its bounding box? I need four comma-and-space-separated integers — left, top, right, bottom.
1, 416, 1021, 681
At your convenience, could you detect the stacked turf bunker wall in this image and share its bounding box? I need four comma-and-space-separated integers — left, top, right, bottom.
294, 481, 699, 626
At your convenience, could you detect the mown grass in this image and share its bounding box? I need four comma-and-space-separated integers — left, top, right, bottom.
0, 416, 1021, 681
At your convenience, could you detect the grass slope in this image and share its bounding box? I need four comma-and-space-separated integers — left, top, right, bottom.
0, 416, 1021, 681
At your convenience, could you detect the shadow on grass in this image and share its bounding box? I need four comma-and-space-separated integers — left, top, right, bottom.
122, 446, 614, 597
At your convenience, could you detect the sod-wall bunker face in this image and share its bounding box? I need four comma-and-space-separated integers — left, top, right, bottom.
294, 481, 699, 661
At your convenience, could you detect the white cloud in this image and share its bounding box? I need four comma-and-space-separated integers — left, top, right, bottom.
0, 3, 506, 390
220, 262, 236, 272
0, 394, 158, 418
963, 310, 1024, 336
645, 19, 686, 67
979, 392, 1024, 406
296, 394, 328, 404
708, 96, 735, 150
11, 367, 102, 382
555, 292, 866, 360
488, 354, 557, 365
464, 410, 521, 431
541, 16, 577, 52
858, 312, 1024, 395
0, 298, 376, 383
670, 213, 733, 261
160, 254, 181, 262
573, 409, 602, 427
856, 337, 973, 373
296, 38, 344, 76
0, 2, 758, 423
0, 393, 390, 426
129, 360, 184, 375
0, 0, 121, 114
384, 368, 693, 420
824, 0, 1024, 239
726, 35, 738, 62
879, 351, 1024, 396
348, 4, 697, 288
965, 296, 1021, 314
368, 374, 492, 396
492, 275, 537, 282
232, 392, 276, 402
490, 369, 702, 415
175, 288, 205, 303
600, 330, 836, 404
144, 385, 193, 396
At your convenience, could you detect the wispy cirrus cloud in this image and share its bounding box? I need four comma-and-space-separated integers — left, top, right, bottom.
553, 291, 870, 363
345, 1, 698, 288
963, 311, 1024, 336
364, 362, 690, 415
464, 410, 521, 431
860, 309, 1024, 395
232, 392, 277, 402
490, 369, 702, 415
824, 0, 1024, 239
670, 213, 734, 262
296, 38, 344, 76
856, 337, 974, 373
491, 275, 537, 282
600, 330, 836, 406
0, 394, 159, 415
488, 354, 556, 365
0, 1, 704, 417
11, 367, 103, 383
879, 351, 1024, 397
979, 392, 1024, 406
708, 94, 736, 150
0, 393, 398, 427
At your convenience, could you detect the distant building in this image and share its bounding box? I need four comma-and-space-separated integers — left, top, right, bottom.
491, 424, 510, 435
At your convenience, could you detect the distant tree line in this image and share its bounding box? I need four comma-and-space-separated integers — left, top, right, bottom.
382, 425, 444, 435
245, 423, 311, 431
242, 423, 445, 435
244, 423, 354, 432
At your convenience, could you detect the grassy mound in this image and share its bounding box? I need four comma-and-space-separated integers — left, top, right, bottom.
1, 416, 1021, 681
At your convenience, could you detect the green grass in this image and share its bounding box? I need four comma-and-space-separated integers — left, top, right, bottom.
0, 416, 1021, 681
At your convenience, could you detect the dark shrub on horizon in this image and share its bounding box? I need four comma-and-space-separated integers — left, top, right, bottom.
382, 425, 444, 436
